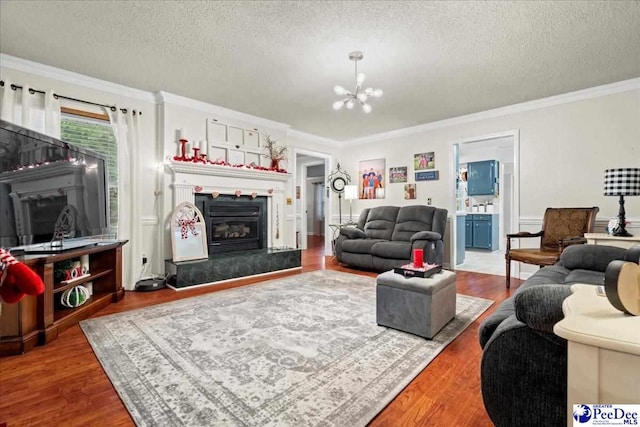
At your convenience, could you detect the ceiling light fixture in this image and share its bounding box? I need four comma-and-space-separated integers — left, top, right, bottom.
332, 51, 383, 113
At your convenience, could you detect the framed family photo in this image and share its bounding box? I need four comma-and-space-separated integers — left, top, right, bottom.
389, 166, 408, 183
404, 184, 416, 199
414, 152, 435, 170
358, 159, 385, 199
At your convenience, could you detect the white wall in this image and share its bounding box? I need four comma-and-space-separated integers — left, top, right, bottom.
337, 86, 640, 226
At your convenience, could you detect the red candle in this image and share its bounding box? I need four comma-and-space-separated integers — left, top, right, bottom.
413, 248, 424, 268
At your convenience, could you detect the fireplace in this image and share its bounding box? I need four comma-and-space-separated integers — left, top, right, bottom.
195, 194, 267, 253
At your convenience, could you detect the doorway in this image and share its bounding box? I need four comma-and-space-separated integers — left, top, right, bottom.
293, 149, 331, 253
450, 131, 520, 278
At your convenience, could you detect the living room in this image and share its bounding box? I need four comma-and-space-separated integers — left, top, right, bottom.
1, 2, 639, 426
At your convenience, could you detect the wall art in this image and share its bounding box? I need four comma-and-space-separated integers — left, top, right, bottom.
171, 202, 209, 262
414, 152, 435, 171
404, 184, 416, 199
389, 166, 408, 183
416, 170, 440, 181
358, 158, 385, 199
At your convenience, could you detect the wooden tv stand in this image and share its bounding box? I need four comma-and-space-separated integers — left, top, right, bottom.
0, 240, 127, 356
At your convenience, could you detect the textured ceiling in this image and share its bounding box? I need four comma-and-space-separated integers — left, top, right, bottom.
1, 1, 639, 141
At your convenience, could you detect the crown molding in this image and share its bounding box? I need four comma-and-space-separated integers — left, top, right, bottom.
0, 53, 156, 104
156, 91, 291, 132
344, 77, 640, 145
287, 128, 340, 147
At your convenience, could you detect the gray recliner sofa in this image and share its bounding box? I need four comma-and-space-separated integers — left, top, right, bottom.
479, 244, 640, 427
334, 205, 448, 271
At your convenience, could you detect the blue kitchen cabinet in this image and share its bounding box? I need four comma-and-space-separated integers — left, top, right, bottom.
466, 214, 499, 251
465, 217, 474, 248
468, 160, 499, 196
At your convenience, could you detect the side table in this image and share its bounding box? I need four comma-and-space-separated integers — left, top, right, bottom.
328, 223, 357, 258
584, 233, 640, 249
553, 284, 640, 426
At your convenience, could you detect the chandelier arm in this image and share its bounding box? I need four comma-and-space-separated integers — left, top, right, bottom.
333, 51, 381, 111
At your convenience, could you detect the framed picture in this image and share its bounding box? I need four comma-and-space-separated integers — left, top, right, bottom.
358, 158, 385, 199
389, 166, 408, 183
416, 170, 440, 181
414, 152, 435, 171
404, 184, 416, 200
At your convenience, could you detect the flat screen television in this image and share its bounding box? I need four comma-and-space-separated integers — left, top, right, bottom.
0, 119, 111, 251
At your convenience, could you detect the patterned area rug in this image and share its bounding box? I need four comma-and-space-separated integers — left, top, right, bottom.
81, 270, 493, 427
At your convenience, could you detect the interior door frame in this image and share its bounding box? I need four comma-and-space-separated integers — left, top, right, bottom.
448, 129, 520, 277
292, 147, 333, 255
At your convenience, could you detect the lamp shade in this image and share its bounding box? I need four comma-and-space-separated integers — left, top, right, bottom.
344, 184, 358, 200
604, 168, 640, 196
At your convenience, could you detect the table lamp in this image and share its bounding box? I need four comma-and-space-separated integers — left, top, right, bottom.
344, 185, 358, 223
604, 168, 640, 237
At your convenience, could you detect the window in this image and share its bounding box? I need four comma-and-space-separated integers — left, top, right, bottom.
60, 108, 118, 232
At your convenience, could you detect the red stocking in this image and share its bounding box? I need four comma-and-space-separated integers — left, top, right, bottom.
0, 248, 45, 304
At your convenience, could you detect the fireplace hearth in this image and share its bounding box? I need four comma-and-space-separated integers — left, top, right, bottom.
195, 194, 267, 253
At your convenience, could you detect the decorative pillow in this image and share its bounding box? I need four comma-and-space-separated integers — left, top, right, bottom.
340, 227, 366, 239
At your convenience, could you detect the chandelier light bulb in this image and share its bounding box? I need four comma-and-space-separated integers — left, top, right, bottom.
332, 51, 382, 112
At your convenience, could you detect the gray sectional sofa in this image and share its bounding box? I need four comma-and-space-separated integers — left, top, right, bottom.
334, 205, 447, 271
479, 244, 640, 427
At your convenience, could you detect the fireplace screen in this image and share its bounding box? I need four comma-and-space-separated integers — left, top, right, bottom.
195, 194, 267, 253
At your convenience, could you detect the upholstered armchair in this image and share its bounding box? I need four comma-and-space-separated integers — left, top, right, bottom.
505, 207, 599, 288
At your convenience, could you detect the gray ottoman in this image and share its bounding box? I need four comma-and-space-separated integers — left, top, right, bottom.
376, 269, 457, 339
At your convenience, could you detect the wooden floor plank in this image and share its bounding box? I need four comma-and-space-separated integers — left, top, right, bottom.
0, 235, 520, 426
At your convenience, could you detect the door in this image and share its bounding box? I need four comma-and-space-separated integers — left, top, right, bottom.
473, 220, 492, 249
468, 160, 497, 196
465, 219, 473, 248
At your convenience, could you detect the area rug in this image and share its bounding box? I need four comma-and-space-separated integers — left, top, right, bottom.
80, 270, 493, 427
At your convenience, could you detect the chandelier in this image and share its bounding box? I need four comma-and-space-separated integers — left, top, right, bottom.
332, 51, 383, 113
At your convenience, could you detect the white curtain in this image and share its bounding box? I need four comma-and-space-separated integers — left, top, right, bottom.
105, 107, 141, 290
0, 80, 60, 138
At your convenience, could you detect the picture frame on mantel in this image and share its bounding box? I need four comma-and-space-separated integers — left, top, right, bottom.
171, 202, 209, 262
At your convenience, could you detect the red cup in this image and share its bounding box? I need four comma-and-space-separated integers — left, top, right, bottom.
413, 248, 424, 268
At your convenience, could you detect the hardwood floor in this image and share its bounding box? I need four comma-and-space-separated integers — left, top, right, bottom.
0, 235, 521, 426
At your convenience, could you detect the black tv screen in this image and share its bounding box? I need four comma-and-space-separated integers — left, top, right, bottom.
0, 119, 110, 249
